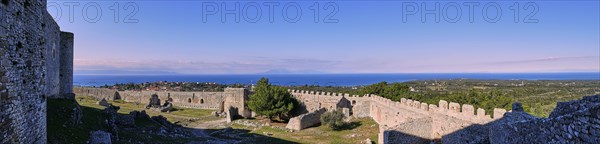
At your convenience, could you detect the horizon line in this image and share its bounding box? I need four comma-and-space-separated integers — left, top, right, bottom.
73, 71, 600, 76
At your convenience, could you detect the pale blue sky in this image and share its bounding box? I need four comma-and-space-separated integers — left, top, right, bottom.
48, 0, 600, 74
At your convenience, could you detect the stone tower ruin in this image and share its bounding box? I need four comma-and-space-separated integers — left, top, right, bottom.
0, 0, 74, 143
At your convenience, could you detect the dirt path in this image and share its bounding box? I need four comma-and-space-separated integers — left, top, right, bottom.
190, 118, 228, 137
186, 118, 240, 144
195, 118, 228, 129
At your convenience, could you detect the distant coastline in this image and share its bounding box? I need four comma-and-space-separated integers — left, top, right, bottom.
74, 72, 600, 87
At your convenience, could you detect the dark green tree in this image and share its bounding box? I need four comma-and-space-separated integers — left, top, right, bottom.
360, 82, 413, 101
360, 82, 388, 96
248, 78, 296, 121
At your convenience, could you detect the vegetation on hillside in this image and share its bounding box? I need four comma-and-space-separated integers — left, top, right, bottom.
100, 81, 245, 92
248, 78, 297, 121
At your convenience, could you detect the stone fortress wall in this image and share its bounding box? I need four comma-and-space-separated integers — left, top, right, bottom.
1, 0, 74, 143
287, 89, 599, 144
369, 94, 503, 143
74, 87, 599, 143
286, 89, 506, 143
73, 87, 251, 118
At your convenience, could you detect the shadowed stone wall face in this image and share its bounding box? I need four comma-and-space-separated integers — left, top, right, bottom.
490, 95, 600, 143
1, 0, 73, 143
380, 117, 433, 144
59, 32, 73, 96
44, 12, 60, 99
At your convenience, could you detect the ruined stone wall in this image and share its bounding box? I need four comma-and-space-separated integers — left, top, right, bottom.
286, 108, 326, 131
365, 94, 600, 143
73, 87, 114, 101
1, 0, 72, 143
346, 96, 371, 118
287, 89, 507, 143
288, 89, 503, 127
73, 87, 248, 116
490, 95, 600, 143
226, 106, 236, 123
59, 32, 73, 96
44, 12, 61, 99
288, 90, 366, 115
435, 114, 490, 143
125, 90, 228, 110
379, 117, 433, 144
289, 90, 343, 112
223, 88, 251, 118
371, 95, 504, 143
369, 96, 430, 127
286, 90, 373, 131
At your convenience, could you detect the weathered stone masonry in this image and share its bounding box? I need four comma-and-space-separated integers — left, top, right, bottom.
490, 95, 600, 143
73, 87, 251, 118
59, 32, 73, 96
285, 89, 506, 142
285, 89, 600, 144
1, 0, 74, 143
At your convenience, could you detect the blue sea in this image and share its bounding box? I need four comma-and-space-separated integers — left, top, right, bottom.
74, 73, 600, 87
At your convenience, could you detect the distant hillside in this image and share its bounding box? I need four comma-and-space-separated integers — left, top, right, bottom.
259, 69, 325, 74
75, 69, 178, 75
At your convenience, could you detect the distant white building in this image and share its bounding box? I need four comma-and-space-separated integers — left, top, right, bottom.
409, 87, 417, 92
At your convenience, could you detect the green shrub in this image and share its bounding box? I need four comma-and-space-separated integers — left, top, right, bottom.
320, 110, 346, 130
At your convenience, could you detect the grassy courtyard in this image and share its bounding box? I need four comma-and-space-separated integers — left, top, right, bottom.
76, 96, 220, 127
228, 118, 379, 144
49, 96, 379, 143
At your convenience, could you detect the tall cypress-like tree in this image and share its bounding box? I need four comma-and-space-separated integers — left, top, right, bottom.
248, 78, 296, 121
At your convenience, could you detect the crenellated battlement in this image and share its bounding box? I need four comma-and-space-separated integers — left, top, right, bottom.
369, 94, 506, 124
288, 89, 356, 97
289, 90, 506, 143
287, 89, 515, 143
287, 89, 508, 130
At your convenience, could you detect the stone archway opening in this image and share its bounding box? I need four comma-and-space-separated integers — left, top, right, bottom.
200, 99, 204, 104
113, 91, 121, 101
